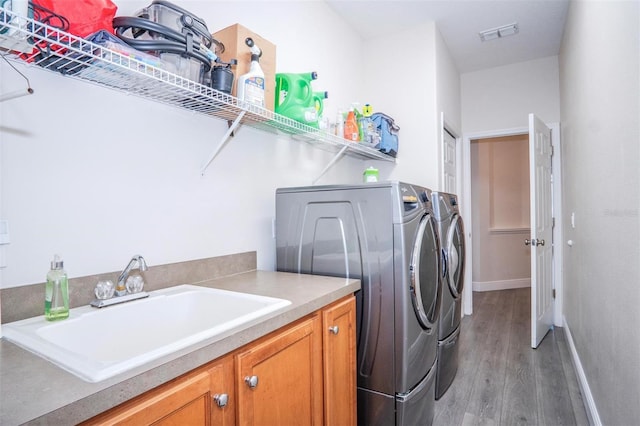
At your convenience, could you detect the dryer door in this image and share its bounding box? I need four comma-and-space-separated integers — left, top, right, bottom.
446, 214, 465, 299
410, 213, 442, 331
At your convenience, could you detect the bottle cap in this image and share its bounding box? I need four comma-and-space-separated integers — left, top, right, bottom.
51, 254, 64, 270
363, 167, 379, 182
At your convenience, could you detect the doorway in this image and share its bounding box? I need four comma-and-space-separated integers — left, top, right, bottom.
459, 124, 563, 326
470, 134, 531, 292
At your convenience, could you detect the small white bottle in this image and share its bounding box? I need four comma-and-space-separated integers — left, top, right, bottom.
236, 38, 265, 107
335, 109, 344, 138
45, 255, 69, 321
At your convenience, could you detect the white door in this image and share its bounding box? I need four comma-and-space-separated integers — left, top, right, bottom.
528, 114, 554, 348
442, 128, 457, 193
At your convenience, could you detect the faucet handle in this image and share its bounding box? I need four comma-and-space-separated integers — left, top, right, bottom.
125, 274, 145, 294
95, 280, 115, 300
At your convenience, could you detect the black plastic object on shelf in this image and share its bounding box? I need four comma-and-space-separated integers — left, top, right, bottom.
209, 58, 237, 95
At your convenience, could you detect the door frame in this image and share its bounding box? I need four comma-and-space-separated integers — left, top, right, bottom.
439, 113, 466, 314
460, 123, 563, 326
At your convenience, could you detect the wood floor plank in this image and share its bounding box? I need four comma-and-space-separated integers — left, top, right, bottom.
432, 288, 588, 426
433, 291, 501, 425
533, 329, 578, 426
499, 288, 538, 425
461, 289, 516, 425
554, 328, 590, 425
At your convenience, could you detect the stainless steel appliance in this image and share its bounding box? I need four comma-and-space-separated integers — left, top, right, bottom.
276, 182, 442, 425
431, 191, 466, 400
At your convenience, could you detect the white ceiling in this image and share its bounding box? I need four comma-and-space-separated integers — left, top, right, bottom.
324, 0, 569, 73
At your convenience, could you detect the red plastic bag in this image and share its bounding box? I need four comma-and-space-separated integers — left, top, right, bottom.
32, 0, 118, 37
18, 0, 118, 69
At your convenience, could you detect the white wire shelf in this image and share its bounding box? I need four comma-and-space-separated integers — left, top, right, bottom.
0, 7, 395, 171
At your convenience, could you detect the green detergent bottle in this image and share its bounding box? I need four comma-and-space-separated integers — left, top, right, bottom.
275, 72, 319, 127
313, 91, 328, 120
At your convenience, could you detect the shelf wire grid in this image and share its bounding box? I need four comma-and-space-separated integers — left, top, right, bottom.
0, 7, 394, 162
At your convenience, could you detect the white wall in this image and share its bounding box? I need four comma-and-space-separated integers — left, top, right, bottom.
436, 27, 462, 193
461, 55, 560, 132
0, 1, 378, 288
559, 0, 640, 424
435, 28, 461, 136
360, 23, 461, 190
1, 1, 464, 288
362, 22, 440, 188
460, 55, 560, 302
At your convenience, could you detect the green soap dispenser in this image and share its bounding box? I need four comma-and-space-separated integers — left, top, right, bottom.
45, 254, 69, 321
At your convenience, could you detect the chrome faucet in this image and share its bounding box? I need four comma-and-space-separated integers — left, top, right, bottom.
117, 254, 148, 291
91, 255, 150, 308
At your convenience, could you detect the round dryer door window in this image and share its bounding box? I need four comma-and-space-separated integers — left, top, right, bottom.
410, 214, 441, 330
446, 214, 465, 299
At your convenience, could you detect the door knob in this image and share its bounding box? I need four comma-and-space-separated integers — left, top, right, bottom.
244, 375, 259, 389
524, 239, 531, 246
525, 238, 545, 246
536, 239, 545, 246
328, 325, 339, 334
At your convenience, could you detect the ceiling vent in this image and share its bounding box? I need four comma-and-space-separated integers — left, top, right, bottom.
479, 23, 519, 42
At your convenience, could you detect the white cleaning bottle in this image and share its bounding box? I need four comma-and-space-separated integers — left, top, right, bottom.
236, 37, 265, 107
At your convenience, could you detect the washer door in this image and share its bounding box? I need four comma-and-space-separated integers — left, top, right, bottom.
445, 214, 465, 299
410, 213, 442, 331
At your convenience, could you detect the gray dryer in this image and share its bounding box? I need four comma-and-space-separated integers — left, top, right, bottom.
276, 182, 442, 426
431, 191, 466, 400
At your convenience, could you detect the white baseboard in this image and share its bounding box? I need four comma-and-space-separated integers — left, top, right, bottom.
563, 317, 602, 426
472, 278, 531, 292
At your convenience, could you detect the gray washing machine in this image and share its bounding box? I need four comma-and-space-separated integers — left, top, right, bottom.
276, 182, 442, 426
431, 191, 466, 400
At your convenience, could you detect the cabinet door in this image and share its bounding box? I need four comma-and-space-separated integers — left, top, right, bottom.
209, 355, 236, 426
236, 315, 323, 426
83, 371, 212, 426
323, 296, 357, 426
84, 355, 235, 426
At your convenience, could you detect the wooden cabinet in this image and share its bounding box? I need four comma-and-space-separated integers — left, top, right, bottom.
323, 297, 357, 426
85, 295, 355, 426
236, 314, 323, 425
83, 355, 234, 426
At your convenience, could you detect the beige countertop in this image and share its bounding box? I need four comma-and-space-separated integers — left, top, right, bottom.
0, 271, 360, 425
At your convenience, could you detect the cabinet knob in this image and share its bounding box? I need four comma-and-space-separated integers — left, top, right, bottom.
244, 375, 259, 389
213, 393, 228, 408
329, 325, 339, 334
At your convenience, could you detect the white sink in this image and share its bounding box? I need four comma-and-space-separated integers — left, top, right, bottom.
2, 285, 291, 382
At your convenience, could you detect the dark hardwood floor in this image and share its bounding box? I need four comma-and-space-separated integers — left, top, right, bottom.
433, 288, 590, 426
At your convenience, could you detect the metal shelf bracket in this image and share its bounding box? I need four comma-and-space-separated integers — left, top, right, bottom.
312, 145, 349, 184
200, 111, 246, 176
